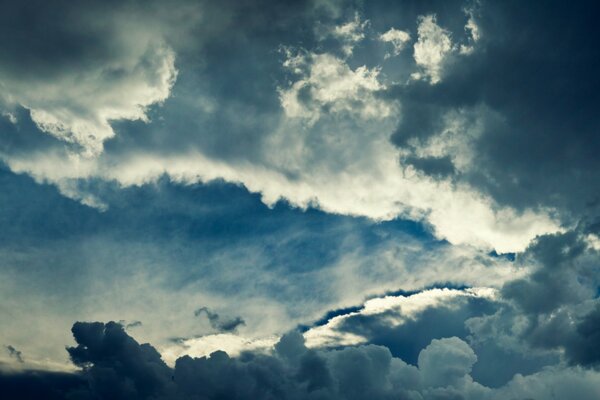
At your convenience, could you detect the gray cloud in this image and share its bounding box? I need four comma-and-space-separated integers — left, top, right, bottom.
194, 307, 246, 333
465, 229, 600, 374
0, 0, 562, 252
5, 321, 600, 399
0, 0, 183, 156
386, 1, 600, 229
5, 345, 23, 364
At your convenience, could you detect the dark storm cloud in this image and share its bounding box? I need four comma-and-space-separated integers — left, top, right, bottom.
2, 322, 412, 399
0, 369, 89, 400
501, 231, 591, 314
194, 307, 246, 333
66, 321, 174, 400
301, 287, 560, 388
384, 0, 600, 225
565, 304, 600, 367
466, 229, 600, 372
6, 320, 600, 400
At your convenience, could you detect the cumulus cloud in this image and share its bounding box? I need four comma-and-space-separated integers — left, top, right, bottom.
459, 8, 481, 55
418, 336, 477, 388
4, 320, 600, 399
411, 15, 454, 84
459, 229, 600, 387
279, 50, 393, 122
1, 3, 599, 399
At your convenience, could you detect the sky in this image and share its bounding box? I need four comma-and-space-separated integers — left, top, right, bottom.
1, 0, 600, 399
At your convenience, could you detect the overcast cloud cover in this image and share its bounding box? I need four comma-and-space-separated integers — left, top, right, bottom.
1, 0, 600, 399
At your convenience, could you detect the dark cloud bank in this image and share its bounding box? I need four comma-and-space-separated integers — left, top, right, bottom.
387, 0, 600, 225
2, 229, 600, 399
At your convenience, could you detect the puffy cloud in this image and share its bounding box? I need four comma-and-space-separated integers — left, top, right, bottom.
459, 9, 480, 55
330, 13, 369, 56
380, 28, 411, 58
463, 229, 600, 383
411, 15, 454, 84
66, 321, 174, 400
418, 337, 477, 388
5, 321, 600, 399
279, 51, 393, 122
0, 166, 526, 372
0, 2, 599, 399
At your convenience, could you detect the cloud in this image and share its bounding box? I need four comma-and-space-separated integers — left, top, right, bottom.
0, 0, 563, 254
5, 346, 23, 364
121, 321, 143, 330
385, 1, 600, 232
0, 1, 179, 156
463, 229, 600, 382
303, 287, 497, 349
67, 321, 174, 400
279, 50, 393, 122
379, 28, 411, 58
411, 15, 454, 84
194, 307, 246, 333
330, 13, 368, 56
1, 164, 531, 372
0, 2, 599, 399
4, 320, 600, 399
418, 336, 477, 388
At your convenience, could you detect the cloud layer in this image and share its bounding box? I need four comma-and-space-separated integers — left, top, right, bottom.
0, 0, 571, 252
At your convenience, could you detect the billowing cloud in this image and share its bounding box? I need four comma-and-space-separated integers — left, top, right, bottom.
411, 15, 454, 84
4, 320, 600, 399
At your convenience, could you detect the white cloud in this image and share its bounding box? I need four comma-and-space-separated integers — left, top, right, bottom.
1, 110, 17, 124
379, 28, 411, 58
4, 94, 560, 253
412, 14, 454, 84
460, 9, 481, 55
303, 288, 497, 348
279, 51, 393, 123
161, 333, 278, 366
330, 13, 368, 56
